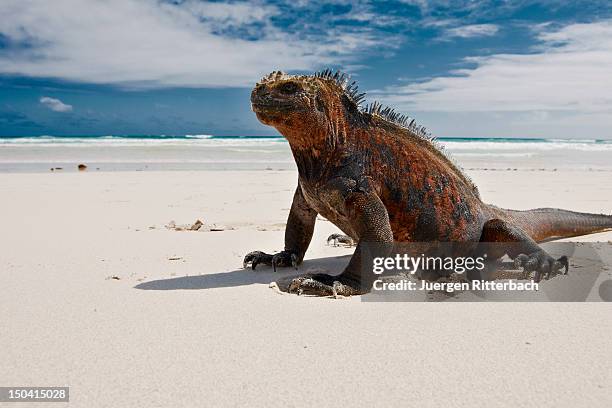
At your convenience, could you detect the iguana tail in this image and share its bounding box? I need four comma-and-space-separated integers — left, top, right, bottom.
502, 208, 612, 242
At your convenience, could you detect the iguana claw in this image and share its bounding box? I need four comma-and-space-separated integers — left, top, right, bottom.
272, 252, 298, 272
243, 250, 298, 271
514, 251, 569, 282
326, 233, 355, 247
243, 251, 273, 270
287, 273, 361, 297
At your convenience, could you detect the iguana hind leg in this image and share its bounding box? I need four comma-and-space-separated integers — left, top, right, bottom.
479, 218, 568, 282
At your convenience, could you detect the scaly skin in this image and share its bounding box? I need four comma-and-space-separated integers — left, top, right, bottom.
243, 70, 612, 296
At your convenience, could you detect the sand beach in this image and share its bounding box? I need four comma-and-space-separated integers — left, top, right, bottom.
1, 151, 612, 406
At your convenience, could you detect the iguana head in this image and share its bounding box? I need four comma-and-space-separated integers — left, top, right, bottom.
251, 70, 363, 144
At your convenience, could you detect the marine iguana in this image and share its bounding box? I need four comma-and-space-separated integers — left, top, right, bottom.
243, 69, 612, 296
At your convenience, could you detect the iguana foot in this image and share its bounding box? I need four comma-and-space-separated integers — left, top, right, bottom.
326, 233, 355, 247
287, 273, 362, 297
513, 251, 569, 282
243, 250, 298, 271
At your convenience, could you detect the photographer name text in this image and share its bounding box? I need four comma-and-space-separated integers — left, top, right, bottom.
373, 279, 539, 292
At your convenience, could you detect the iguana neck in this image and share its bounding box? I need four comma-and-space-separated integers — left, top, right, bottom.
281, 125, 338, 181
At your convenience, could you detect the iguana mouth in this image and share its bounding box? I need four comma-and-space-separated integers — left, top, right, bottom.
251, 101, 295, 113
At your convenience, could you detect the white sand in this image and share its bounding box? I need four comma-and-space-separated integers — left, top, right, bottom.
1, 169, 611, 407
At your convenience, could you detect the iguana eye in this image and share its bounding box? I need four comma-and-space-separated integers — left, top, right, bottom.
278, 82, 300, 95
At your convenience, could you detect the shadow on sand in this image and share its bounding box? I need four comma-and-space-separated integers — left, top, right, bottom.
134, 255, 351, 291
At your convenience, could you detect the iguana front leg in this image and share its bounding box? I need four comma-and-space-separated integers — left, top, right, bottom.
288, 191, 394, 296
243, 185, 317, 271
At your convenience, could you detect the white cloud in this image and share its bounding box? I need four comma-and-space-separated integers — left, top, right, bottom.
374, 21, 612, 117
39, 97, 73, 112
443, 23, 499, 39
0, 0, 385, 88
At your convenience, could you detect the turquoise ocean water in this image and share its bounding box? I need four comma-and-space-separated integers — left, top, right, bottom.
0, 135, 611, 172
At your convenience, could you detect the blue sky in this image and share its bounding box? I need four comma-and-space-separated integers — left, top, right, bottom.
1, 0, 612, 138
